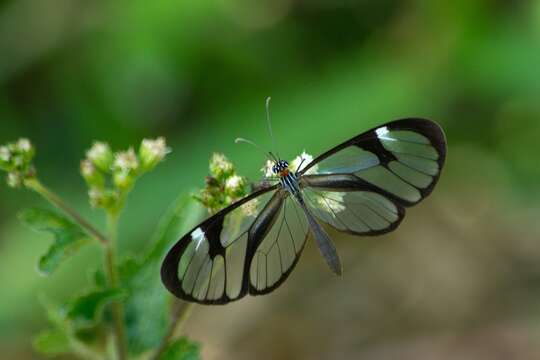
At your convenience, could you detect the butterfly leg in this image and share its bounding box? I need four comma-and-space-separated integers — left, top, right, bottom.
295, 158, 307, 176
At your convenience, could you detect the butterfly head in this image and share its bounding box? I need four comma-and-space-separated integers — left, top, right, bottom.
272, 160, 289, 177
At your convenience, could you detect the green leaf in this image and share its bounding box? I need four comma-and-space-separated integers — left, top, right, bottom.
33, 328, 72, 356
145, 193, 205, 264
38, 293, 111, 355
123, 259, 169, 355
18, 208, 91, 275
159, 337, 201, 360
89, 268, 107, 289
122, 195, 204, 355
38, 294, 67, 328
66, 288, 125, 329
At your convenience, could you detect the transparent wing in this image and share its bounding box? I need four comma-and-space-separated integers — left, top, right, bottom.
248, 192, 309, 294
161, 187, 309, 304
302, 187, 405, 236
161, 187, 278, 305
300, 118, 446, 207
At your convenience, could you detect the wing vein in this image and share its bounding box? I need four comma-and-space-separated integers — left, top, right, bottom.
397, 159, 437, 177
283, 206, 298, 254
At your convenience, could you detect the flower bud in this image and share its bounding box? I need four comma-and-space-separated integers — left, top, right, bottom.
88, 188, 118, 209
11, 154, 24, 169
111, 148, 139, 192
88, 188, 103, 208
139, 137, 170, 171
113, 171, 134, 190
195, 153, 250, 214
80, 159, 104, 188
0, 146, 10, 170
0, 138, 36, 172
225, 174, 246, 197
86, 142, 113, 172
6, 172, 22, 188
16, 138, 35, 161
112, 148, 139, 174
209, 153, 234, 178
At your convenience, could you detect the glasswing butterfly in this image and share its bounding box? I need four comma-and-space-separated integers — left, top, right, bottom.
161, 100, 447, 304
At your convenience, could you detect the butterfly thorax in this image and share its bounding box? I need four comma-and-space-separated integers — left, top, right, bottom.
273, 160, 301, 198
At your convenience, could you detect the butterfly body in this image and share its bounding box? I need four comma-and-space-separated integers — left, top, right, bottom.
274, 161, 301, 199
161, 118, 447, 305
272, 158, 342, 274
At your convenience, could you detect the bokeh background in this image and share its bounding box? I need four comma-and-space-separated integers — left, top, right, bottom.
2, 0, 540, 359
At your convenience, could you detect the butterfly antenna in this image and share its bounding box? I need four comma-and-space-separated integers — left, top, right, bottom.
268, 151, 279, 161
235, 138, 276, 162
265, 97, 277, 156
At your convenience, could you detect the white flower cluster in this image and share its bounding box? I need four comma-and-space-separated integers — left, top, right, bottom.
196, 153, 249, 215
0, 146, 10, 162
81, 138, 170, 210
225, 175, 244, 192
260, 151, 319, 178
261, 159, 274, 178
210, 153, 234, 177
290, 151, 317, 173
0, 138, 36, 188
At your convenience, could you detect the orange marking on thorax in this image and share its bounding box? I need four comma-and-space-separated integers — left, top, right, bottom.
279, 169, 290, 177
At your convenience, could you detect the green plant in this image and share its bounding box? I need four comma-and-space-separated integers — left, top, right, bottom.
0, 138, 247, 359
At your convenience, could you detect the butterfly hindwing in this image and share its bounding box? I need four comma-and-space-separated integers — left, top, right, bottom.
248, 192, 309, 294
301, 186, 405, 236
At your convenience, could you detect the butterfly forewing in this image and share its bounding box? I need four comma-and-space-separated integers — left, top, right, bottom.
300, 118, 446, 207
161, 187, 277, 304
308, 147, 380, 175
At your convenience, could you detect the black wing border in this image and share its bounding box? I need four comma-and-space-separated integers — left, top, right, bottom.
299, 117, 447, 207
301, 184, 407, 237
161, 184, 279, 305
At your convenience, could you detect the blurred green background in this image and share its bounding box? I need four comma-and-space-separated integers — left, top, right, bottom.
2, 0, 540, 358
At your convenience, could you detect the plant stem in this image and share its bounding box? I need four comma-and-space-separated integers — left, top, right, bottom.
23, 177, 123, 358
24, 178, 108, 245
150, 301, 194, 360
105, 212, 127, 360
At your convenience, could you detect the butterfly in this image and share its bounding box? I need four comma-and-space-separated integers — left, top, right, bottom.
161, 115, 446, 305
